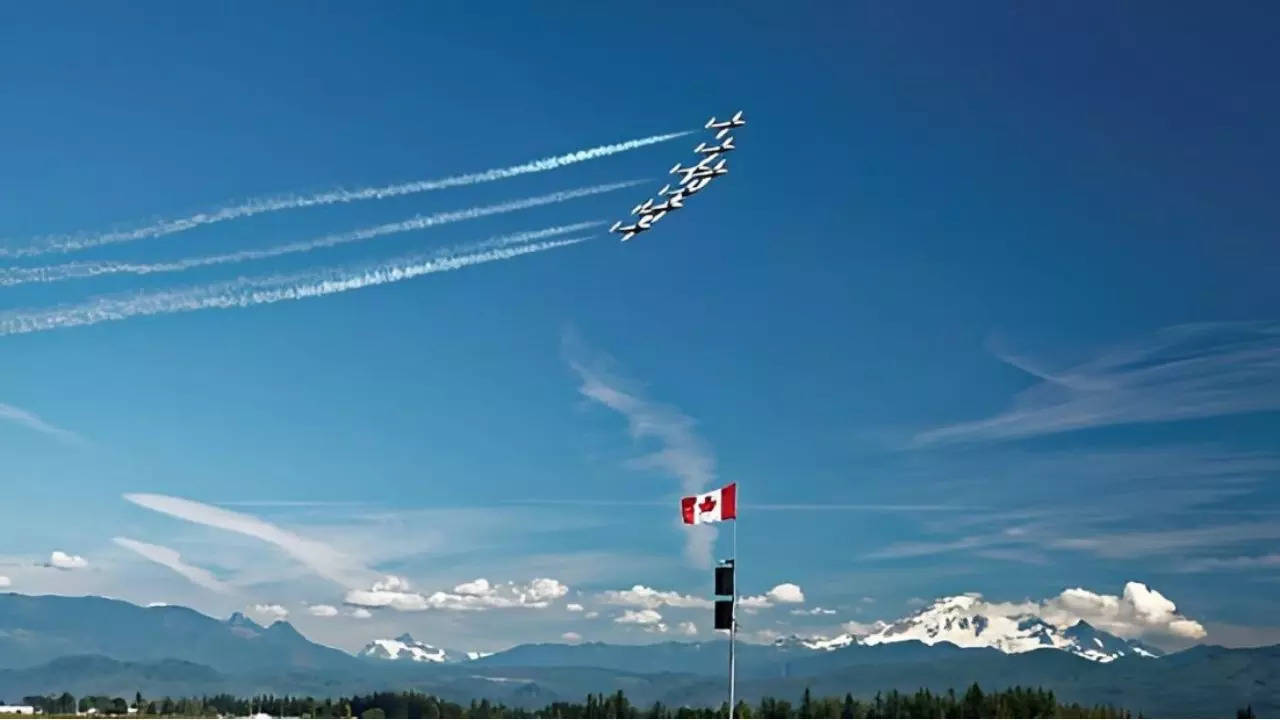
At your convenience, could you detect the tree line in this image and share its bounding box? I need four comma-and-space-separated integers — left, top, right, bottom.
9, 684, 1133, 718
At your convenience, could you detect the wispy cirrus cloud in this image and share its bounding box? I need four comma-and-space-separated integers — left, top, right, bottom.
112, 537, 232, 594
562, 329, 718, 567
0, 402, 82, 444
124, 493, 374, 587
915, 322, 1280, 445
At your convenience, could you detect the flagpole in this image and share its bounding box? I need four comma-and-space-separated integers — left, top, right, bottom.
729, 502, 737, 719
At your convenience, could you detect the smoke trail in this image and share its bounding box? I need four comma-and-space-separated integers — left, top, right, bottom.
0, 180, 631, 286
2, 131, 691, 257
0, 228, 593, 337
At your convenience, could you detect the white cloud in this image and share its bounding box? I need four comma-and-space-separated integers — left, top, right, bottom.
915, 322, 1280, 444
49, 551, 87, 570
344, 577, 570, 612
251, 603, 288, 620
599, 585, 712, 610
615, 609, 663, 625
563, 330, 718, 567
739, 583, 805, 609
0, 575, 10, 587
584, 611, 600, 619
791, 607, 837, 616
561, 631, 582, 642
350, 608, 372, 619
112, 537, 230, 594
647, 622, 669, 634
566, 603, 585, 612
0, 402, 82, 444
1039, 582, 1205, 639
767, 583, 805, 604
678, 621, 698, 636
307, 604, 339, 617
123, 493, 370, 587
454, 578, 493, 596
842, 620, 890, 636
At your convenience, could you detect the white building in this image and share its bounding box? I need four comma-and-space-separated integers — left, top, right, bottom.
0, 706, 36, 715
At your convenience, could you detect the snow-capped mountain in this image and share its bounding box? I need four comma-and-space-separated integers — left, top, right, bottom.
359, 633, 456, 663
792, 595, 1163, 663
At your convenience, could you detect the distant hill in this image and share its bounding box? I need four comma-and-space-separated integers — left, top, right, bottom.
0, 593, 356, 673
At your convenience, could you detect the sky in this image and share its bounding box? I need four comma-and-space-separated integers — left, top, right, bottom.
1, 1, 1278, 655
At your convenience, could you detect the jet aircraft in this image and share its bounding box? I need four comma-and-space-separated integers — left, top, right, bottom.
694, 136, 735, 155
671, 158, 727, 185
705, 111, 745, 139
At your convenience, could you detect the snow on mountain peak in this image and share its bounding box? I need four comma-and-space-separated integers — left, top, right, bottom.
359, 633, 451, 663
799, 595, 1163, 663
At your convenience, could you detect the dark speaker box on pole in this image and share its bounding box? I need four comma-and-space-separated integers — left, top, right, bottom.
714, 600, 734, 630
715, 565, 734, 596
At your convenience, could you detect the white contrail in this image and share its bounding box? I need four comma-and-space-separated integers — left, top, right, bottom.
0, 180, 630, 286
0, 229, 592, 337
2, 131, 692, 257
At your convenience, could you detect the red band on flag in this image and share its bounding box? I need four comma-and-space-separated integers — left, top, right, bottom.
722, 482, 737, 520
681, 496, 697, 525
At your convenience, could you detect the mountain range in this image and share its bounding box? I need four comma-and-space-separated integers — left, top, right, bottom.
777, 594, 1162, 663
1, 593, 1275, 717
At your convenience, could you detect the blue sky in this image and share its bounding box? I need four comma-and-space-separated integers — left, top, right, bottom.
1, 2, 1277, 652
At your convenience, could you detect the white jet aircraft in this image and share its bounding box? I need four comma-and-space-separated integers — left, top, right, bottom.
611, 213, 660, 242
694, 136, 735, 155
705, 111, 745, 139
671, 158, 727, 185
632, 193, 684, 217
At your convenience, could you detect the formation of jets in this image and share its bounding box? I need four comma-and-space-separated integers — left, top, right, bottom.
611, 110, 744, 242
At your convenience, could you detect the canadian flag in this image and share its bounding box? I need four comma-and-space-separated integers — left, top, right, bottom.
681, 483, 737, 525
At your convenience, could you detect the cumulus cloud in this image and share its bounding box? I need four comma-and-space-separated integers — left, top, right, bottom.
616, 609, 663, 625
307, 604, 339, 617
123, 493, 370, 586
454, 578, 493, 595
739, 583, 806, 609
768, 583, 805, 604
112, 537, 230, 594
584, 611, 600, 619
599, 585, 713, 610
678, 621, 698, 636
1039, 582, 1206, 639
251, 603, 288, 620
350, 608, 372, 619
566, 603, 585, 612
48, 551, 88, 570
561, 631, 582, 642
0, 575, 10, 587
344, 576, 570, 612
563, 330, 718, 567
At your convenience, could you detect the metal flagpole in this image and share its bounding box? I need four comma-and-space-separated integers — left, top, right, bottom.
729, 502, 738, 719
